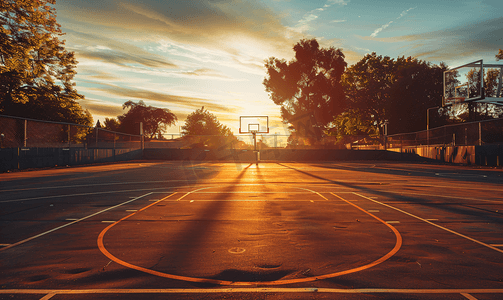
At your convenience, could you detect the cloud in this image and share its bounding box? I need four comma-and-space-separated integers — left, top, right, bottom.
180, 68, 232, 79
328, 0, 350, 5
96, 85, 241, 114
154, 39, 266, 76
398, 7, 416, 19
370, 21, 394, 38
370, 7, 416, 37
76, 50, 176, 69
79, 99, 124, 117
360, 17, 503, 64
291, 0, 350, 33
64, 29, 177, 69
57, 0, 296, 60
330, 19, 347, 23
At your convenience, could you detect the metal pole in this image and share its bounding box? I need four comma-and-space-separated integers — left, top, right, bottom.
140, 122, 144, 150
478, 122, 482, 146
24, 119, 27, 147
253, 132, 258, 165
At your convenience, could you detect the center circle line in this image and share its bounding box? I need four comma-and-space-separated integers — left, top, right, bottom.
97, 186, 402, 286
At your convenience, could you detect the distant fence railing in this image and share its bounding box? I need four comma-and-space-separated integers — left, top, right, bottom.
3, 114, 501, 151
0, 115, 142, 149
385, 117, 503, 149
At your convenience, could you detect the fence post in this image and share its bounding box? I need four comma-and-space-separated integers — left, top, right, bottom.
24, 119, 27, 147
68, 124, 71, 148
452, 133, 455, 146
140, 122, 144, 150
95, 127, 99, 148
478, 122, 482, 146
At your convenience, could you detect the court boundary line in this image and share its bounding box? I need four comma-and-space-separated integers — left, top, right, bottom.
0, 188, 166, 203
0, 192, 153, 252
381, 191, 503, 204
353, 192, 503, 254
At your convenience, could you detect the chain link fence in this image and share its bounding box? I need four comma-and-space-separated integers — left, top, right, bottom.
0, 115, 142, 149
385, 117, 503, 149
2, 114, 501, 151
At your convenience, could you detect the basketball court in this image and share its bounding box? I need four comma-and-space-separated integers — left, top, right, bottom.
1, 66, 502, 299
1, 160, 502, 299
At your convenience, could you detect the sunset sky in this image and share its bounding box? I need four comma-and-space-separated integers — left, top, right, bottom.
54, 0, 503, 135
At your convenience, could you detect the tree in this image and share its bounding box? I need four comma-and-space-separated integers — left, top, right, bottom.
0, 0, 91, 125
333, 109, 379, 139
342, 53, 396, 134
263, 39, 346, 141
466, 68, 482, 98
387, 57, 446, 133
484, 68, 501, 97
181, 107, 237, 149
117, 100, 177, 138
496, 49, 503, 61
342, 53, 447, 135
103, 117, 120, 131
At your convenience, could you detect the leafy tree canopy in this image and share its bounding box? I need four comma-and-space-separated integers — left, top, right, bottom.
341, 53, 447, 135
263, 39, 347, 139
181, 106, 237, 149
496, 49, 503, 61
116, 100, 177, 138
103, 117, 120, 132
0, 0, 91, 125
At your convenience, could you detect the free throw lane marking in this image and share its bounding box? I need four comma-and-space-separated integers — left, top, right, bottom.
353, 192, 503, 254
0, 193, 153, 252
98, 189, 401, 286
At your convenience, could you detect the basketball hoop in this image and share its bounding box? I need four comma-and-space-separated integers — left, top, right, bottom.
239, 116, 269, 165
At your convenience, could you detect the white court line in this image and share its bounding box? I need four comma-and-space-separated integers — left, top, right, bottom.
353, 192, 503, 254
39, 293, 56, 300
0, 193, 153, 252
461, 293, 478, 300
1, 288, 502, 295
0, 188, 166, 203
384, 191, 502, 204
0, 180, 186, 193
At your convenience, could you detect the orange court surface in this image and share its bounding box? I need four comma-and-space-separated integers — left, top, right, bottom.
0, 161, 502, 299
